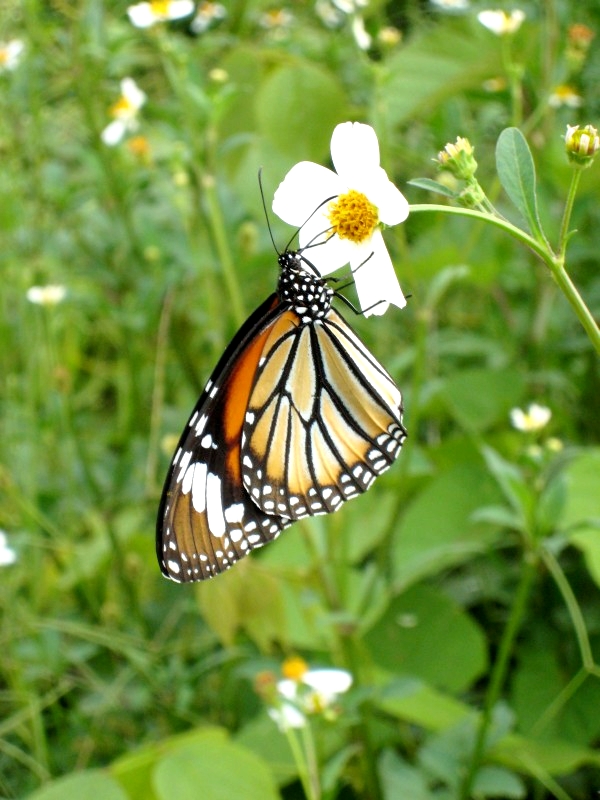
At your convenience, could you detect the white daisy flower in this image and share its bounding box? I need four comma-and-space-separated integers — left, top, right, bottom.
101, 78, 147, 146
0, 39, 24, 72
430, 0, 470, 11
267, 660, 353, 731
510, 403, 552, 432
127, 0, 194, 29
0, 532, 17, 566
477, 9, 525, 35
190, 1, 227, 34
273, 121, 409, 316
549, 85, 583, 109
26, 285, 67, 306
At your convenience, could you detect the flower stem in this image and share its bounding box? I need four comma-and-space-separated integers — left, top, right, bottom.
459, 553, 538, 800
557, 169, 582, 257
408, 203, 600, 355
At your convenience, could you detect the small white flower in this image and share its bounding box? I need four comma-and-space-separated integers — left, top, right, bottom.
549, 85, 583, 109
477, 9, 525, 35
351, 15, 372, 50
0, 39, 24, 72
26, 285, 67, 306
332, 0, 368, 13
0, 532, 17, 566
510, 403, 552, 432
268, 666, 353, 731
273, 121, 409, 316
190, 1, 227, 34
127, 0, 194, 28
430, 0, 470, 11
259, 9, 294, 29
101, 78, 146, 146
315, 0, 344, 27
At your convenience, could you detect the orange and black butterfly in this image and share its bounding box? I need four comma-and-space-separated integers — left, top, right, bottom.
157, 248, 406, 582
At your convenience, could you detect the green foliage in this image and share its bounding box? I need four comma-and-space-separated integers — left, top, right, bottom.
2, 1, 600, 799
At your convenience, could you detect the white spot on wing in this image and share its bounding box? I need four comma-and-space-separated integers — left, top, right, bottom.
206, 472, 226, 538
224, 503, 245, 523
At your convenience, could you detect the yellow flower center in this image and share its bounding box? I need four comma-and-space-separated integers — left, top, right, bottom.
282, 656, 309, 682
110, 96, 135, 118
150, 0, 172, 14
327, 190, 379, 244
0, 49, 8, 65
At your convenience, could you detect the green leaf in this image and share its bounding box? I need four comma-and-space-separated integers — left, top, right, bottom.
392, 462, 503, 589
495, 128, 547, 243
472, 765, 526, 798
378, 750, 431, 800
27, 771, 127, 800
407, 178, 458, 199
364, 585, 487, 692
255, 62, 348, 164
376, 678, 473, 731
381, 24, 501, 126
154, 730, 278, 800
562, 448, 600, 586
441, 367, 525, 433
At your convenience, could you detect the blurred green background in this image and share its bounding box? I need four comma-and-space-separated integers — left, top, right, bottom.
1, 1, 600, 798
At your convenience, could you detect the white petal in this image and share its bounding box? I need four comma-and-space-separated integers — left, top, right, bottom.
299, 221, 353, 276
268, 703, 307, 730
168, 0, 195, 20
351, 16, 372, 50
273, 162, 344, 226
363, 168, 409, 225
101, 119, 127, 146
121, 77, 146, 110
351, 231, 406, 316
331, 122, 380, 182
127, 3, 156, 27
302, 668, 352, 697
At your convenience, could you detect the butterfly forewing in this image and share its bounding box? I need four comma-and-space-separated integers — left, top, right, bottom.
157, 295, 292, 582
241, 307, 406, 520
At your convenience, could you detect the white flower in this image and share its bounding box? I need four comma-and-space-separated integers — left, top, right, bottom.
268, 666, 353, 731
26, 285, 67, 306
273, 122, 409, 316
351, 15, 372, 50
0, 39, 24, 72
332, 0, 368, 12
315, 0, 344, 27
510, 403, 552, 432
101, 78, 146, 146
549, 85, 583, 109
477, 9, 525, 35
0, 532, 17, 566
259, 9, 294, 29
430, 0, 470, 11
127, 0, 194, 28
190, 1, 227, 34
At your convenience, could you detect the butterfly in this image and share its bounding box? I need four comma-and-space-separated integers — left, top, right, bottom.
157, 248, 407, 582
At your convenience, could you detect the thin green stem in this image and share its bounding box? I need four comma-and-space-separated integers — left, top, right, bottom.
459, 554, 538, 800
547, 257, 600, 354
557, 169, 582, 258
408, 204, 548, 261
284, 726, 317, 800
540, 546, 594, 669
203, 174, 246, 327
408, 204, 600, 355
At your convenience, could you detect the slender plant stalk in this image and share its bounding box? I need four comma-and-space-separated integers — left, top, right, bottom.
408, 204, 600, 354
459, 554, 538, 800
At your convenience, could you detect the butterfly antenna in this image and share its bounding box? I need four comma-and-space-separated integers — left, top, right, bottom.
258, 168, 281, 256
285, 194, 338, 253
